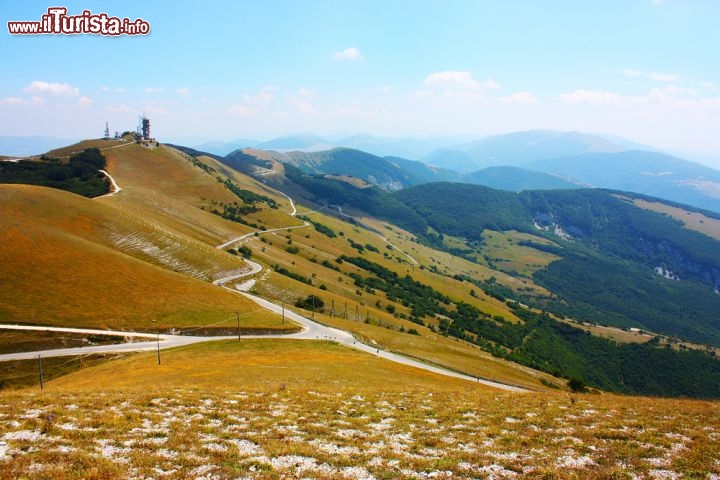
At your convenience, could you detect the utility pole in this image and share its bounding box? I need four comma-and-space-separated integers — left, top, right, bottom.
38, 355, 44, 391
153, 319, 160, 365
237, 312, 240, 340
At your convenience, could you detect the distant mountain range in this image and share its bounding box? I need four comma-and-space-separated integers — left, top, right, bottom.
213, 130, 720, 213
0, 136, 81, 157
193, 130, 656, 163
5, 130, 720, 213
194, 133, 466, 159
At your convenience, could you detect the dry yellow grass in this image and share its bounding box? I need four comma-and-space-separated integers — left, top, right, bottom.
101, 144, 249, 247
559, 320, 654, 345
634, 198, 720, 240
45, 139, 128, 158
247, 257, 554, 389
0, 184, 288, 332
46, 339, 484, 392
481, 229, 560, 277
0, 340, 717, 479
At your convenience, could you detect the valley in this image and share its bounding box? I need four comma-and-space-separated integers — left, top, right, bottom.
5, 1, 720, 476
2, 137, 720, 478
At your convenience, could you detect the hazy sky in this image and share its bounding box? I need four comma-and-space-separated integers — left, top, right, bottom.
2, 0, 720, 155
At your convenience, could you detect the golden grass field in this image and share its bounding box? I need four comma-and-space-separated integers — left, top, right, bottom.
480, 230, 561, 277
0, 181, 289, 334
2, 140, 720, 478
634, 198, 720, 241
0, 340, 718, 479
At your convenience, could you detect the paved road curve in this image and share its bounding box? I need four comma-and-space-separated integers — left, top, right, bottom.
1, 177, 530, 391
0, 324, 237, 362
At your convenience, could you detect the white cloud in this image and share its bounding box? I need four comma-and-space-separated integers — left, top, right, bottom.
145, 86, 165, 93
228, 87, 277, 115
647, 71, 680, 82
227, 104, 255, 115
22, 81, 79, 96
663, 85, 698, 95
621, 68, 680, 82
102, 86, 126, 93
333, 47, 363, 61
76, 96, 92, 106
242, 91, 273, 106
621, 68, 642, 79
500, 91, 539, 104
420, 71, 501, 100
286, 92, 317, 114
105, 104, 135, 114
377, 85, 392, 93
175, 87, 191, 96
559, 89, 626, 104
0, 97, 27, 105
424, 71, 472, 88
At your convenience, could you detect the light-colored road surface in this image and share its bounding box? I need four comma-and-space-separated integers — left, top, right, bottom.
0, 324, 237, 362
3, 180, 529, 392
234, 291, 528, 392
96, 169, 122, 198
216, 190, 308, 250
331, 205, 419, 266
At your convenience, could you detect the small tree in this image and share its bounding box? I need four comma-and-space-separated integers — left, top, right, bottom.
568, 377, 586, 393
295, 295, 324, 311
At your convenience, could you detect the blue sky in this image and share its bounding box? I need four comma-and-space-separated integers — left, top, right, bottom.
2, 0, 720, 156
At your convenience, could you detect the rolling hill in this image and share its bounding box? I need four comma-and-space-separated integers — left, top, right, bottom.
421, 130, 628, 172
463, 166, 581, 191
0, 183, 282, 332
3, 137, 720, 399
1, 139, 558, 393
530, 150, 720, 213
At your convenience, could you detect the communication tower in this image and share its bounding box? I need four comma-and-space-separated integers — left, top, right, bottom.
104, 121, 110, 140
140, 114, 151, 140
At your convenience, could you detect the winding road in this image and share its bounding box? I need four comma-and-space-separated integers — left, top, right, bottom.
1, 168, 530, 392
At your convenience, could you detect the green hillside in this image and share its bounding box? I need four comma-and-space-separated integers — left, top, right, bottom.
239, 169, 720, 396
4, 138, 720, 398
464, 166, 580, 191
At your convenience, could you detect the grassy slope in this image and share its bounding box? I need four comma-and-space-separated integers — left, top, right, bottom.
0, 330, 140, 355
235, 203, 559, 389
0, 185, 285, 332
47, 339, 482, 392
1, 341, 717, 479
634, 198, 720, 241
9, 138, 711, 392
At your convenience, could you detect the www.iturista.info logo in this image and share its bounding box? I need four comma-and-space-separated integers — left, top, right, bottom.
7, 7, 150, 36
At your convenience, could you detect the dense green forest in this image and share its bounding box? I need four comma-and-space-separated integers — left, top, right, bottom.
286, 148, 421, 187
286, 175, 720, 347
395, 182, 534, 242
283, 165, 428, 233
340, 255, 720, 398
0, 148, 110, 198
518, 189, 720, 345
